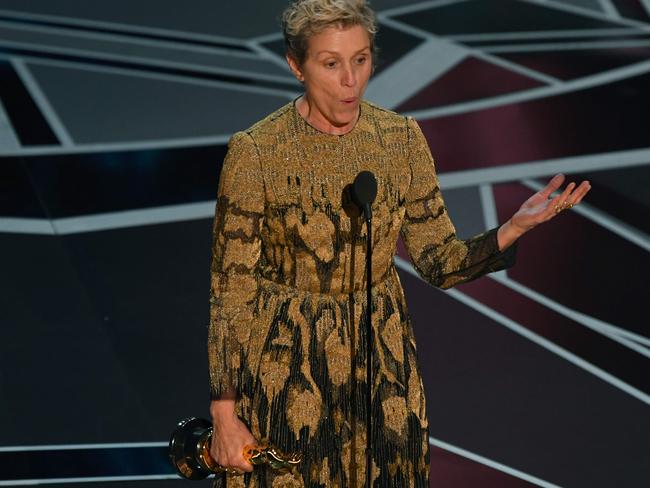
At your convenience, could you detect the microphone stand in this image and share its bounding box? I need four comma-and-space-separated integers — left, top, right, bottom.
351, 170, 377, 488
362, 202, 373, 488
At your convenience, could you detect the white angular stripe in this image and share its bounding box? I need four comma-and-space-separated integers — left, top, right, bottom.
0, 475, 179, 486
0, 132, 232, 157
6, 54, 298, 97
641, 0, 650, 17
479, 184, 499, 229
365, 38, 467, 109
0, 442, 166, 452
393, 255, 650, 405
429, 437, 563, 488
448, 27, 641, 42
0, 19, 263, 60
0, 9, 248, 47
11, 58, 74, 147
438, 149, 650, 189
0, 218, 54, 235
0, 153, 647, 235
246, 41, 294, 72
471, 48, 561, 84
0, 99, 20, 151
596, 0, 622, 19
405, 58, 650, 120
0, 39, 299, 86
522, 0, 650, 30
484, 39, 650, 52
490, 274, 650, 358
478, 184, 506, 279
377, 15, 561, 86
378, 0, 466, 18
51, 201, 217, 235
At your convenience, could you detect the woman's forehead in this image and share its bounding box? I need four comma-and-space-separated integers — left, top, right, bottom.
307, 24, 371, 56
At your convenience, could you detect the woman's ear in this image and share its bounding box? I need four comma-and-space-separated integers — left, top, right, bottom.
285, 54, 305, 83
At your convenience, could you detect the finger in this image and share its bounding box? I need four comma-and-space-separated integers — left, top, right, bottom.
234, 460, 254, 473
219, 461, 252, 475
548, 181, 575, 217
559, 181, 576, 202
564, 181, 589, 206
553, 180, 591, 216
571, 182, 591, 205
565, 185, 589, 208
213, 448, 251, 472
546, 180, 574, 219
539, 173, 565, 199
233, 452, 254, 473
543, 193, 565, 221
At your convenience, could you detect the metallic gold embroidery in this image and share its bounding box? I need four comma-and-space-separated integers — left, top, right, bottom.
382, 395, 408, 437
208, 100, 516, 487
286, 385, 322, 441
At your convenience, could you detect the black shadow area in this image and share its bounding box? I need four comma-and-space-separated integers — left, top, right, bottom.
0, 60, 58, 145
59, 218, 215, 439
14, 144, 227, 218
0, 233, 152, 444
0, 158, 47, 217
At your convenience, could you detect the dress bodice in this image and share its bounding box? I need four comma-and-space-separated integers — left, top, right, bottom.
253, 100, 411, 294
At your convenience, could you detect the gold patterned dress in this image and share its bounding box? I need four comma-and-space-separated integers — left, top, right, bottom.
208, 99, 517, 487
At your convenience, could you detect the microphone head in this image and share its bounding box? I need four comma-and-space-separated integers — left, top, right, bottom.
352, 170, 377, 207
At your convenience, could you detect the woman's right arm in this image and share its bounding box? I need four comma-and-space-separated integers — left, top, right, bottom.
209, 387, 256, 473
208, 131, 265, 472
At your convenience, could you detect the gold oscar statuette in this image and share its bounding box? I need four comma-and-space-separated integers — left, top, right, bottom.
169, 417, 302, 479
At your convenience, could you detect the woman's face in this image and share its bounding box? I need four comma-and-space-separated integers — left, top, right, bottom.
287, 24, 372, 134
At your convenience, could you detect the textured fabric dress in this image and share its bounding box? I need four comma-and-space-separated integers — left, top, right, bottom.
208, 99, 517, 487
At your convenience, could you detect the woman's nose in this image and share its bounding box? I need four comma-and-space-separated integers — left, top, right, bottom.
341, 64, 357, 87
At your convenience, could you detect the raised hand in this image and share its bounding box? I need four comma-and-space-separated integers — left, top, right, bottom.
510, 173, 591, 234
496, 173, 591, 251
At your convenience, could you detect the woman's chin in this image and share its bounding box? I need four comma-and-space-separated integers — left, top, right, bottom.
333, 116, 355, 127
331, 107, 359, 126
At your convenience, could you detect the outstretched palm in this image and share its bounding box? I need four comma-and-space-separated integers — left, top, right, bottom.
510, 174, 591, 233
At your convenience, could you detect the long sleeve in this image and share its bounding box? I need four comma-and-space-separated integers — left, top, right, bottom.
208, 131, 265, 399
399, 116, 517, 290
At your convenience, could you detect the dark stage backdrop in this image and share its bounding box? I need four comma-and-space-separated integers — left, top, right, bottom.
0, 1, 648, 487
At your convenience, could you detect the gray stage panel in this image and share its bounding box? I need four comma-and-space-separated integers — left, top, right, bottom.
26, 61, 292, 143
0, 25, 293, 79
0, 0, 293, 39
440, 186, 487, 239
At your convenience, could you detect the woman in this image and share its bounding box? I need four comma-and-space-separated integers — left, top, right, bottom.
207, 1, 591, 486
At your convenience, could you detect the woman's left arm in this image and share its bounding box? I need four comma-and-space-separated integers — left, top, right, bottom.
399, 117, 590, 290
496, 173, 591, 251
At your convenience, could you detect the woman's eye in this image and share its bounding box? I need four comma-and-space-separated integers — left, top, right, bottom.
356, 56, 367, 64
325, 61, 337, 68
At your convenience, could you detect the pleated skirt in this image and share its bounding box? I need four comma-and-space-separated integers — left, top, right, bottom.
213, 266, 430, 487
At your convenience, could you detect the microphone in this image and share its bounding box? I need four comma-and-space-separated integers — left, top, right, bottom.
351, 170, 377, 221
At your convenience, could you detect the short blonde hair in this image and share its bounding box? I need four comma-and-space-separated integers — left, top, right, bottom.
281, 0, 378, 66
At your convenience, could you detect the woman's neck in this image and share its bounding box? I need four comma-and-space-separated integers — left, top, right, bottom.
296, 95, 359, 136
